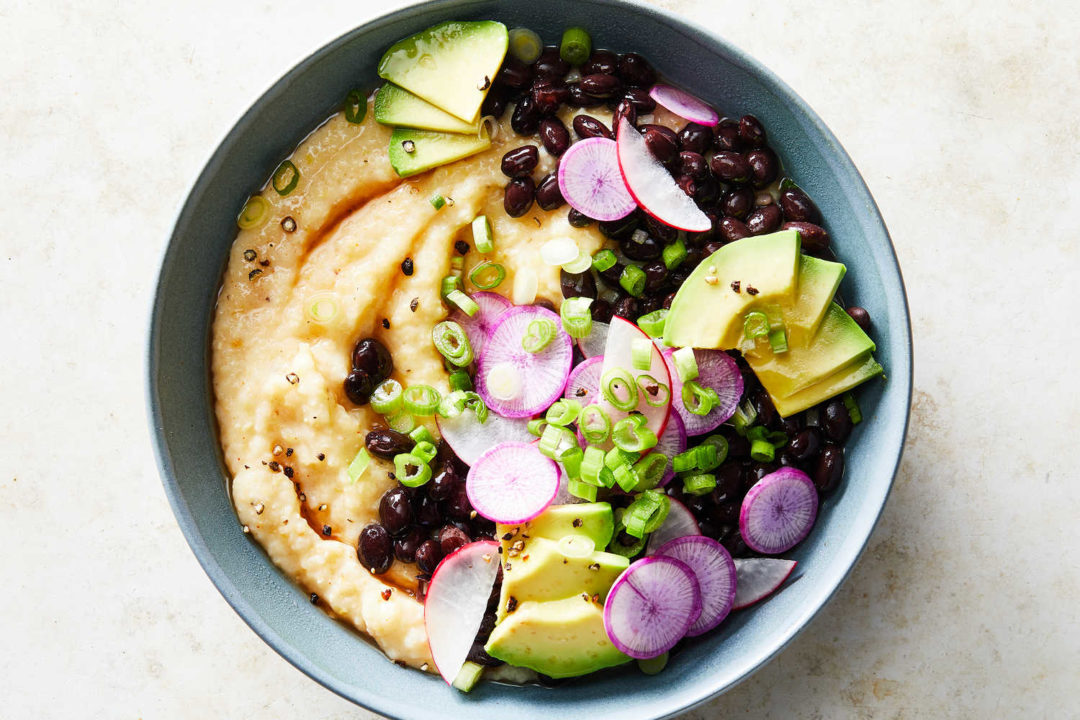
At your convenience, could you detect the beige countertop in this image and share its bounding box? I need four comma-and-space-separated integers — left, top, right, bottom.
2, 0, 1077, 717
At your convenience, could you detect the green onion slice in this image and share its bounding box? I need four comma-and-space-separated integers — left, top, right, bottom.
386, 412, 416, 434
698, 437, 727, 470
430, 194, 446, 210
672, 448, 698, 474
732, 398, 758, 435
581, 446, 607, 487
681, 380, 718, 416
638, 652, 669, 676
560, 296, 593, 339
633, 452, 669, 491
272, 160, 300, 196
344, 89, 367, 124
671, 347, 699, 383
619, 265, 646, 297
682, 473, 716, 496
347, 447, 370, 483
546, 399, 582, 427
394, 452, 432, 488
441, 275, 464, 300
527, 418, 548, 437
559, 445, 584, 480
468, 261, 505, 290
508, 27, 543, 64
744, 311, 770, 340
539, 424, 577, 460
446, 289, 479, 317
579, 405, 611, 444
412, 440, 438, 464
432, 321, 475, 367
605, 447, 640, 471
631, 338, 653, 370
623, 490, 669, 537
448, 370, 473, 392
662, 237, 687, 270
237, 195, 270, 230
636, 375, 671, 408
768, 328, 788, 354
614, 464, 640, 493
522, 318, 557, 354
562, 250, 593, 274
568, 478, 598, 502
471, 215, 494, 253
612, 415, 658, 453
749, 438, 776, 463
403, 384, 441, 416
591, 249, 617, 272
843, 392, 863, 424
601, 368, 638, 411
559, 26, 592, 66
370, 379, 404, 416
637, 309, 668, 338
409, 425, 435, 446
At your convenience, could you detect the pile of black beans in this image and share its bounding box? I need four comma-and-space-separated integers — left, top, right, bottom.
343, 337, 394, 406
357, 431, 496, 578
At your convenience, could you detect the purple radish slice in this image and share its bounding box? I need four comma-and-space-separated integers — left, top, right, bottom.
476, 305, 573, 418
603, 556, 702, 659
563, 355, 604, 402
436, 411, 534, 466
466, 441, 560, 524
645, 496, 699, 554
424, 540, 501, 684
596, 316, 672, 449
654, 536, 736, 636
557, 137, 637, 222
653, 411, 686, 487
732, 558, 797, 610
577, 320, 609, 359
449, 291, 511, 357
615, 117, 711, 233
648, 84, 719, 127
662, 347, 744, 436
739, 468, 818, 554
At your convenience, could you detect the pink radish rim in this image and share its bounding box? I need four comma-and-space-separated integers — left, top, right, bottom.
648, 84, 719, 126
557, 136, 637, 222
655, 411, 687, 486
449, 291, 511, 357
465, 441, 560, 524
564, 355, 604, 401
654, 535, 736, 636
663, 347, 744, 436
603, 555, 703, 659
739, 467, 819, 554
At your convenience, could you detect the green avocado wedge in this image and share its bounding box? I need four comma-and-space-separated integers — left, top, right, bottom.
772, 354, 884, 417
520, 503, 615, 548
387, 126, 491, 177
377, 20, 508, 123
374, 83, 480, 134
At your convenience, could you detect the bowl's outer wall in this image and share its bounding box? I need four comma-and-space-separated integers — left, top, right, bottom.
148, 1, 912, 718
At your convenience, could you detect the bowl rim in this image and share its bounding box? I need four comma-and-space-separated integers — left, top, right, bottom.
147, 0, 913, 716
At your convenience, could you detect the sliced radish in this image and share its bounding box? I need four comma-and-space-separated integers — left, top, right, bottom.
662, 347, 744, 436
596, 316, 672, 448
424, 540, 501, 684
739, 468, 819, 554
645, 497, 699, 554
648, 84, 719, 127
732, 558, 797, 610
449, 291, 511, 358
654, 536, 736, 636
476, 305, 573, 418
654, 411, 686, 486
466, 441, 560, 524
615, 117, 711, 233
557, 137, 637, 222
436, 411, 534, 466
577, 320, 609, 359
563, 355, 603, 403
603, 556, 702, 659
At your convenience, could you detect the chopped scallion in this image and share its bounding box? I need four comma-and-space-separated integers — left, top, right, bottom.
619, 264, 646, 297
560, 296, 593, 339
409, 425, 435, 446
468, 261, 505, 290
605, 447, 640, 471
636, 375, 670, 408
432, 321, 474, 367
749, 438, 775, 463
471, 215, 494, 253
638, 652, 668, 675
394, 452, 432, 487
613, 464, 640, 493
441, 275, 463, 300
568, 478, 598, 502
448, 370, 473, 392
237, 195, 269, 230
272, 160, 300, 196
682, 473, 716, 495
662, 237, 687, 270
559, 445, 584, 480
581, 446, 607, 486
732, 398, 758, 435
344, 89, 367, 124
699, 435, 729, 468
744, 311, 770, 340
681, 380, 718, 416
672, 347, 699, 383
347, 447, 370, 483
546, 399, 582, 427
562, 250, 593, 274
601, 367, 638, 411
559, 26, 592, 66
413, 440, 438, 464
637, 309, 668, 338
591, 249, 617, 272
452, 661, 484, 693
403, 384, 441, 416
370, 379, 404, 416
633, 452, 669, 490
579, 405, 611, 444
539, 423, 577, 460
612, 416, 658, 453
446, 289, 479, 317
430, 194, 446, 210
768, 328, 788, 354
527, 418, 548, 437
843, 392, 863, 424
386, 412, 416, 434
522, 318, 556, 354
631, 338, 653, 370
508, 27, 543, 64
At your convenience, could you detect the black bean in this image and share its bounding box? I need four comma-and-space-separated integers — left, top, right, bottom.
581, 49, 619, 76
678, 122, 713, 155
415, 494, 442, 527
675, 175, 696, 197
642, 261, 668, 293
622, 231, 662, 261
532, 80, 570, 115
618, 53, 656, 87
429, 467, 458, 501
822, 399, 854, 442
746, 205, 783, 235
539, 118, 570, 156
710, 151, 752, 184
613, 98, 637, 130
693, 176, 720, 205
712, 463, 743, 503
721, 187, 754, 219
661, 291, 677, 309
480, 84, 509, 119
752, 389, 778, 427
365, 429, 414, 460
779, 186, 822, 224
714, 118, 744, 151
580, 73, 623, 98
702, 240, 723, 257
781, 415, 804, 435
738, 114, 767, 147
501, 145, 539, 177
814, 443, 844, 494
640, 124, 680, 164
504, 176, 535, 217
534, 46, 570, 80
444, 483, 473, 520
561, 269, 598, 299
378, 487, 414, 536
781, 221, 830, 254
678, 151, 709, 180
719, 216, 751, 243
788, 428, 823, 463
847, 306, 872, 333
510, 94, 541, 135
622, 86, 657, 113
635, 295, 660, 317
438, 524, 471, 556
393, 526, 424, 564
415, 539, 443, 574
343, 371, 377, 405
712, 502, 740, 528
496, 58, 534, 89
352, 338, 393, 378
748, 462, 779, 489
572, 114, 613, 140
598, 261, 626, 286
747, 147, 780, 188
726, 432, 750, 459
534, 173, 565, 211
642, 214, 678, 244
598, 213, 640, 240
358, 524, 393, 574
612, 295, 638, 319
568, 208, 594, 227
568, 83, 605, 107
590, 298, 614, 322
721, 530, 751, 558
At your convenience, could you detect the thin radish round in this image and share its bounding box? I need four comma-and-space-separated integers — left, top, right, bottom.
563, 356, 603, 402
654, 411, 686, 487
424, 540, 501, 684
476, 305, 572, 418
449, 291, 511, 358
436, 411, 534, 466
648, 84, 719, 126
595, 316, 672, 448
740, 468, 818, 554
577, 320, 609, 359
732, 558, 797, 610
615, 117, 711, 232
654, 536, 736, 636
662, 347, 744, 436
466, 442, 560, 524
603, 556, 702, 659
645, 496, 699, 554
557, 137, 637, 222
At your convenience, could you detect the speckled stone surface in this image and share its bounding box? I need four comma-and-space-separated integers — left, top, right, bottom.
2, 0, 1078, 717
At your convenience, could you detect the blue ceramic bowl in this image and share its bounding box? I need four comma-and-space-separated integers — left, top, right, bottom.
148, 1, 912, 717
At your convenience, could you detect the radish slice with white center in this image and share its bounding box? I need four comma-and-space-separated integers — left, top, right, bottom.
654, 536, 736, 636
436, 411, 533, 466
739, 468, 819, 554
424, 540, 501, 684
603, 556, 702, 659
595, 316, 671, 447
466, 441, 560, 523
648, 84, 719, 127
477, 306, 572, 418
557, 137, 637, 222
732, 558, 797, 610
645, 496, 699, 554
577, 320, 609, 359
662, 347, 744, 436
563, 355, 604, 402
653, 410, 686, 486
449, 291, 511, 358
615, 117, 711, 233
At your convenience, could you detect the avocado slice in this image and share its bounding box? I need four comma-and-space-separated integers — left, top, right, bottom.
785, 254, 847, 341
520, 503, 615, 548
374, 83, 480, 134
377, 20, 508, 123
388, 126, 491, 178
484, 596, 630, 678
747, 303, 876, 399
663, 231, 802, 350
772, 354, 884, 417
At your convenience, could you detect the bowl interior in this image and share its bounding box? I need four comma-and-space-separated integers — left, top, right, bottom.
148, 1, 911, 718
